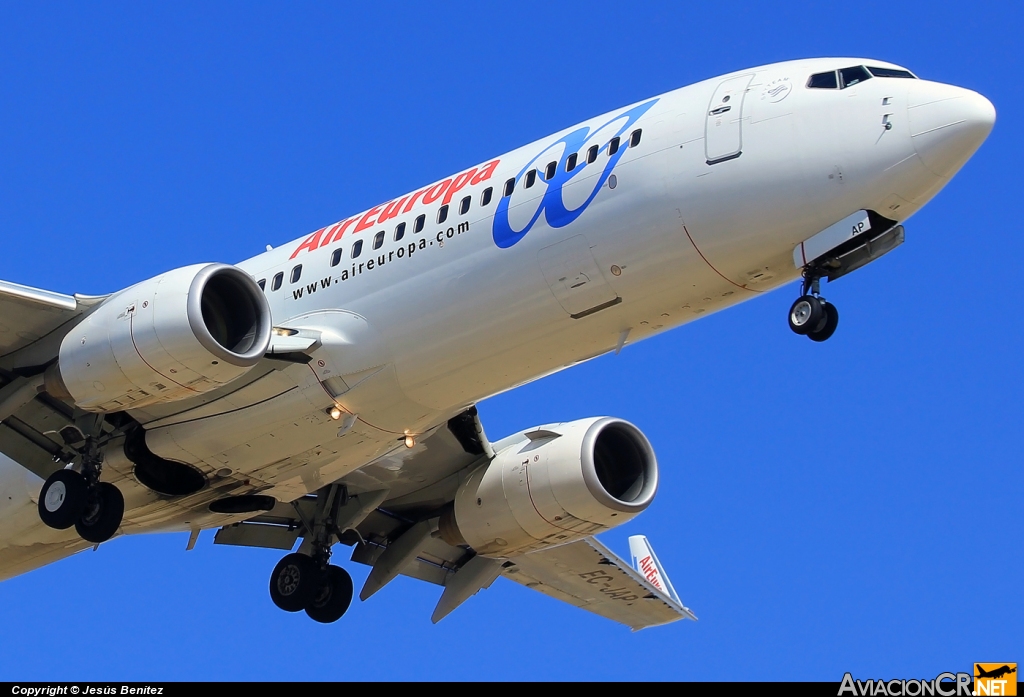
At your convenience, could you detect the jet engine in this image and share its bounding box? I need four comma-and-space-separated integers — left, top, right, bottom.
45, 263, 272, 412
439, 417, 658, 557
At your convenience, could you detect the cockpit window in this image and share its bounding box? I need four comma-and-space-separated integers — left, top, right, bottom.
807, 71, 839, 89
839, 65, 872, 88
867, 66, 916, 79
810, 65, 908, 91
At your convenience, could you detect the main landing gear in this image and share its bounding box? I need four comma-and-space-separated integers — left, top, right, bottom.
788, 272, 839, 342
268, 484, 354, 623
37, 422, 125, 544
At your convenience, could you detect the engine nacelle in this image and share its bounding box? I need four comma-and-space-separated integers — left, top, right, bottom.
45, 263, 272, 412
439, 417, 658, 557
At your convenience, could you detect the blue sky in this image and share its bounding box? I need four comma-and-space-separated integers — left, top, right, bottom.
0, 1, 1019, 681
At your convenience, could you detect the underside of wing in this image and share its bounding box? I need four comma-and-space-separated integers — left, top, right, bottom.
211, 408, 694, 630
0, 280, 109, 479
503, 536, 696, 631
213, 407, 491, 587
0, 279, 106, 369
0, 278, 695, 633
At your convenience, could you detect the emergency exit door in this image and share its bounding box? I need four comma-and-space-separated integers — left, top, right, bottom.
705, 74, 754, 164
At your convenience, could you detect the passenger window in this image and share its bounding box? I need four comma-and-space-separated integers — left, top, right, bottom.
459, 196, 470, 215
414, 214, 425, 233
867, 66, 916, 79
608, 137, 620, 156
351, 239, 363, 258
545, 161, 557, 180
257, 279, 266, 290
629, 129, 642, 147
373, 230, 384, 249
437, 205, 449, 224
330, 248, 342, 267
290, 265, 302, 283
587, 145, 599, 164
525, 169, 537, 188
839, 66, 872, 89
566, 153, 578, 172
807, 71, 838, 89
481, 187, 493, 206
394, 222, 406, 241
503, 178, 515, 197
272, 272, 283, 291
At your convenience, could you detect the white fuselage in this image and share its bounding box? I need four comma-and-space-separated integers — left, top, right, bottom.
0, 57, 994, 579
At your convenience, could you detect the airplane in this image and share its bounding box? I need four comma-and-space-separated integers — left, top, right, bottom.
976, 666, 1016, 680
0, 57, 994, 629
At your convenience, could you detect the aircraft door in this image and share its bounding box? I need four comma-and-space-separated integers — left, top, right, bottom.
538, 235, 620, 319
705, 74, 754, 164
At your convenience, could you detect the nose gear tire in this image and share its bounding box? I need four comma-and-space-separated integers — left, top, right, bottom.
305, 565, 354, 624
789, 296, 824, 335
38, 470, 88, 530
808, 302, 839, 342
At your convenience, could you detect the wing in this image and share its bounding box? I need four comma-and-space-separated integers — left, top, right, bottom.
503, 536, 696, 631
0, 279, 107, 369
213, 407, 693, 630
215, 408, 490, 587
0, 279, 109, 479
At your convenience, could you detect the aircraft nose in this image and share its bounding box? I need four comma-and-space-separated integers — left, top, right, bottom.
908, 81, 995, 178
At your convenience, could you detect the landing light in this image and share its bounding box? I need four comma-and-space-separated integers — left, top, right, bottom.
405, 435, 416, 448
329, 407, 342, 420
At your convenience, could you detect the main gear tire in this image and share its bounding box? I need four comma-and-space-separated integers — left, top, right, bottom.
75, 482, 125, 543
270, 553, 320, 612
305, 565, 354, 624
38, 469, 88, 530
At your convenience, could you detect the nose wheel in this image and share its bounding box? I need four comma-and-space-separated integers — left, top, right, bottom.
788, 274, 839, 342
789, 295, 839, 341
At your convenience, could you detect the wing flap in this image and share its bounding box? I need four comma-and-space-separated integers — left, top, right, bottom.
0, 375, 101, 479
0, 418, 65, 480
503, 536, 695, 631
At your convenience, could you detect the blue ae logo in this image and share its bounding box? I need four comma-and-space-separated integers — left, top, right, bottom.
491, 99, 658, 249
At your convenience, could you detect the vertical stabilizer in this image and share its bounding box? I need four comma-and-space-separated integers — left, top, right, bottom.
629, 534, 681, 606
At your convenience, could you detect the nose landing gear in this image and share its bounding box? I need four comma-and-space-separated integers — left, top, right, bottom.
788, 274, 839, 342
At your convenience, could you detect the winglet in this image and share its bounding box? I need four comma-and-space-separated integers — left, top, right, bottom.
629, 535, 696, 620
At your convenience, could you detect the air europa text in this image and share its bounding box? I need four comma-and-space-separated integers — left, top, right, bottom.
290, 159, 499, 259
